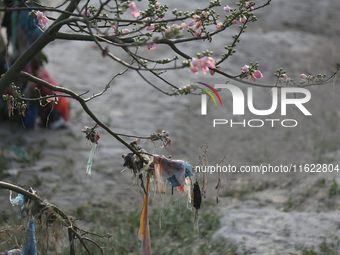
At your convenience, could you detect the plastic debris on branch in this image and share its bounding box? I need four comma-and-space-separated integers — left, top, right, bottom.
138, 178, 151, 255
123, 150, 153, 176
81, 125, 101, 175
153, 155, 194, 194
121, 143, 199, 255
9, 190, 38, 255
21, 217, 37, 255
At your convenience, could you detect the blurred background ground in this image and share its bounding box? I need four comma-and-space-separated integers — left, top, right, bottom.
1, 0, 340, 254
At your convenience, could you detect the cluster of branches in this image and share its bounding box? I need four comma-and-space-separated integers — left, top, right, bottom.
0, 181, 109, 254
0, 0, 337, 155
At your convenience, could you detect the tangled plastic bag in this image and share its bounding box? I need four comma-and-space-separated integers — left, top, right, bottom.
153, 155, 194, 194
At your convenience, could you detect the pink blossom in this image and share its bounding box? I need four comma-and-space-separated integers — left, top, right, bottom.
36, 11, 49, 29
147, 41, 156, 51
201, 11, 209, 17
146, 24, 155, 31
216, 22, 223, 30
250, 75, 256, 82
111, 22, 117, 28
191, 58, 199, 66
239, 16, 247, 24
185, 85, 191, 90
199, 58, 210, 74
190, 57, 216, 74
129, 2, 140, 18
181, 23, 188, 29
300, 73, 307, 79
224, 5, 231, 12
242, 65, 249, 72
82, 10, 91, 16
254, 70, 263, 79
188, 20, 195, 27
205, 57, 215, 68
233, 20, 238, 25
122, 29, 130, 35
41, 16, 49, 25
36, 11, 43, 19
131, 9, 140, 18
129, 2, 137, 9
199, 57, 215, 74
195, 29, 202, 36
195, 21, 202, 30
156, 2, 161, 9
190, 65, 198, 74
246, 2, 254, 10
192, 14, 199, 21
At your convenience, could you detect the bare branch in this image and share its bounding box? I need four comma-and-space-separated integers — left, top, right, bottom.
0, 181, 43, 204
19, 71, 147, 162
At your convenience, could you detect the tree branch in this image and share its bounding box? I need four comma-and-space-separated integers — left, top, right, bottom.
0, 181, 43, 204
0, 0, 81, 95
19, 71, 146, 162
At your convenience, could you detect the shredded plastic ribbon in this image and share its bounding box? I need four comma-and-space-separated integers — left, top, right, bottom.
9, 194, 37, 255
22, 217, 37, 255
10, 193, 27, 218
138, 178, 151, 255
153, 155, 194, 194
86, 143, 97, 175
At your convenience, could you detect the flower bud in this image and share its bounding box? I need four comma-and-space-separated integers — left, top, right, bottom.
300, 74, 307, 79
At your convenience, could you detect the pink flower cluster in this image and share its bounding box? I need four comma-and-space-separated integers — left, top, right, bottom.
224, 5, 231, 12
250, 70, 263, 82
216, 22, 223, 30
239, 16, 247, 24
223, 5, 237, 25
245, 2, 254, 10
129, 2, 140, 18
241, 65, 263, 82
187, 11, 213, 37
190, 57, 216, 74
36, 11, 49, 29
82, 10, 91, 16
